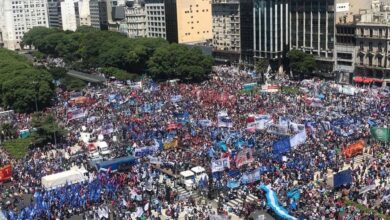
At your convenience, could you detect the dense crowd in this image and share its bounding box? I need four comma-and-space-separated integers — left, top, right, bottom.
0, 66, 389, 220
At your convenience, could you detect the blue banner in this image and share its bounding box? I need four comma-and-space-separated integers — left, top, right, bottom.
272, 137, 291, 155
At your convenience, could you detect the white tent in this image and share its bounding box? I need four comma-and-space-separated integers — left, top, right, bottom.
41, 166, 88, 189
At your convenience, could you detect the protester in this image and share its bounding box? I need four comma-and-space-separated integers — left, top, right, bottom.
0, 66, 389, 219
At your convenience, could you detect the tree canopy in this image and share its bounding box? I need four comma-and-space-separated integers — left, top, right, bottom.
288, 49, 316, 78
23, 27, 214, 81
0, 49, 55, 113
30, 112, 66, 147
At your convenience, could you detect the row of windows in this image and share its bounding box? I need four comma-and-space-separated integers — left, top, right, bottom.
184, 9, 209, 13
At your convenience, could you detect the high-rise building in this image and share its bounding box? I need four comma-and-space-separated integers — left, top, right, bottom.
253, 0, 289, 70
290, 0, 335, 73
79, 0, 91, 26
61, 0, 80, 31
211, 0, 241, 64
47, 0, 63, 29
145, 0, 166, 39
165, 0, 212, 44
126, 0, 147, 37
90, 0, 108, 30
0, 0, 49, 50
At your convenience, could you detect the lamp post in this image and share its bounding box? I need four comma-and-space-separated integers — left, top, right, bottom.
32, 81, 39, 112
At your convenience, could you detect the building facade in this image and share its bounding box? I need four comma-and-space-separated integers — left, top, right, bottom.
90, 0, 108, 30
47, 0, 63, 29
211, 0, 241, 64
145, 0, 166, 39
79, 0, 91, 26
290, 0, 335, 73
165, 0, 212, 44
61, 0, 80, 31
253, 0, 289, 70
354, 21, 390, 85
126, 0, 147, 38
0, 0, 49, 50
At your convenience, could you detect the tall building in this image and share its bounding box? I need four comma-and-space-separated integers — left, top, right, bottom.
240, 0, 254, 64
290, 0, 336, 73
0, 0, 49, 50
145, 0, 166, 39
211, 0, 241, 64
126, 0, 147, 37
61, 0, 80, 31
165, 0, 212, 44
47, 0, 63, 29
79, 0, 91, 26
253, 0, 289, 70
90, 0, 108, 30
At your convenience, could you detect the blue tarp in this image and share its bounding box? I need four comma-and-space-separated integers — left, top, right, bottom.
96, 156, 138, 171
333, 169, 352, 188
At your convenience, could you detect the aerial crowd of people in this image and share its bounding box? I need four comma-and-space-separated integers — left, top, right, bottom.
0, 66, 389, 220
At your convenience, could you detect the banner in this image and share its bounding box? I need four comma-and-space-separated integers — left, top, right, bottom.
273, 137, 291, 155
134, 140, 160, 158
279, 116, 290, 127
342, 139, 364, 158
236, 148, 254, 168
211, 157, 230, 172
247, 114, 272, 130
371, 127, 390, 142
267, 124, 289, 136
163, 138, 179, 150
198, 119, 212, 127
333, 169, 352, 188
0, 165, 12, 182
129, 81, 142, 90
242, 82, 257, 91
67, 108, 87, 121
289, 130, 307, 148
217, 111, 233, 128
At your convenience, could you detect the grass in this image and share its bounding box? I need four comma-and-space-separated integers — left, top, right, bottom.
344, 199, 389, 220
2, 137, 32, 159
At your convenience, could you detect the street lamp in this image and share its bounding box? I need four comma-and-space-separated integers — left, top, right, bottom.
31, 80, 39, 112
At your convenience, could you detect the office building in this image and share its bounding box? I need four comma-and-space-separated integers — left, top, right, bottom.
126, 0, 147, 37
145, 0, 166, 39
211, 0, 241, 64
165, 0, 212, 44
47, 0, 63, 29
61, 0, 80, 31
90, 0, 108, 30
79, 0, 91, 26
354, 12, 390, 86
0, 0, 49, 50
290, 0, 336, 73
253, 0, 289, 70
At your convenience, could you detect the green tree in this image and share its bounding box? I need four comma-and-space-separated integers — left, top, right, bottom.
0, 123, 17, 141
0, 49, 55, 113
30, 113, 66, 146
147, 44, 213, 81
255, 58, 269, 84
288, 49, 316, 79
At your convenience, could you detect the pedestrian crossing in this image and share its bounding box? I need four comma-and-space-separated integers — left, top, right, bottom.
226, 191, 258, 209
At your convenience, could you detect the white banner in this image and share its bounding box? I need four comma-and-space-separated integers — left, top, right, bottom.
211, 157, 230, 172
289, 130, 307, 148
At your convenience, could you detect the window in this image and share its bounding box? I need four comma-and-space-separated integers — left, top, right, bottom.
370, 29, 373, 37
369, 42, 373, 51
378, 57, 382, 67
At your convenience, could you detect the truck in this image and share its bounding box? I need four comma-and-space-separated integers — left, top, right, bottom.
179, 170, 195, 190
191, 166, 209, 184
41, 167, 88, 190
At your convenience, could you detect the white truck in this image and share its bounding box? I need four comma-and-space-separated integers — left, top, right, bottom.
179, 170, 195, 190
179, 166, 209, 190
41, 167, 88, 189
191, 166, 209, 184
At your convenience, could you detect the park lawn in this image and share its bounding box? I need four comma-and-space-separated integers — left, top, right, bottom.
2, 137, 32, 159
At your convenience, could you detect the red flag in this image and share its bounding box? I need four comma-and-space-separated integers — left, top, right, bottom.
0, 165, 12, 182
